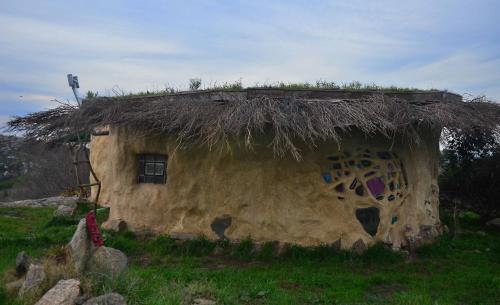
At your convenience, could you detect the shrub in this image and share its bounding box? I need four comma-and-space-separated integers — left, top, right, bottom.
440, 128, 500, 218
232, 237, 254, 260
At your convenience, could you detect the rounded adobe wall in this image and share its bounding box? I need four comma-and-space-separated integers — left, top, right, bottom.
90, 127, 443, 250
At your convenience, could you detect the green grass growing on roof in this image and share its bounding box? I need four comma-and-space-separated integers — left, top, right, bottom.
84, 80, 442, 100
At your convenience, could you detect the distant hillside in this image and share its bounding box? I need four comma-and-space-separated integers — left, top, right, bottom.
0, 136, 86, 201
0, 135, 26, 183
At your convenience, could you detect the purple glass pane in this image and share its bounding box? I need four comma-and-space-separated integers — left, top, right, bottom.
367, 177, 385, 197
335, 184, 345, 193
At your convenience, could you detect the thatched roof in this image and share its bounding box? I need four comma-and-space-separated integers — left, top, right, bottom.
8, 88, 500, 159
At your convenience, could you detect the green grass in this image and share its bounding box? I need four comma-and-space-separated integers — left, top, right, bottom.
1, 207, 499, 305
87, 80, 441, 100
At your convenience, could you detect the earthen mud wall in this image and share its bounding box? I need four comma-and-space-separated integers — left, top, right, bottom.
90, 127, 443, 250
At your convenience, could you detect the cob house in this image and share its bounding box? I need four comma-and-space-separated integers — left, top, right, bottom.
9, 88, 500, 251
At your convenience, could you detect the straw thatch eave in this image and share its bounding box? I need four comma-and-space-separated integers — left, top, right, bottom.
7, 89, 500, 160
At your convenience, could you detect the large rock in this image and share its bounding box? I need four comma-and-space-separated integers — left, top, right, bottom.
486, 218, 500, 230
54, 205, 75, 217
18, 263, 46, 297
83, 293, 126, 305
0, 196, 79, 208
68, 219, 92, 273
34, 279, 80, 305
89, 247, 128, 277
15, 251, 31, 276
102, 219, 127, 233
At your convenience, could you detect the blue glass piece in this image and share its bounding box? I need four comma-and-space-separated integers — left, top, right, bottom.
322, 172, 332, 183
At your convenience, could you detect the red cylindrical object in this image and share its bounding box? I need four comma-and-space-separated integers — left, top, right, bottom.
86, 211, 104, 247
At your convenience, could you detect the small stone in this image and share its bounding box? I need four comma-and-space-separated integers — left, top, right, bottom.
351, 239, 367, 254
18, 263, 46, 297
486, 218, 500, 230
34, 279, 80, 305
399, 250, 410, 256
193, 298, 216, 305
256, 290, 268, 297
273, 242, 289, 256
15, 251, 31, 276
476, 231, 487, 236
68, 219, 91, 273
83, 293, 126, 305
170, 232, 197, 240
54, 205, 75, 217
251, 243, 262, 255
102, 219, 127, 233
89, 246, 128, 278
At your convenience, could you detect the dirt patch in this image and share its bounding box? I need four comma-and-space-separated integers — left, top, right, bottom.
200, 256, 270, 270
280, 281, 301, 291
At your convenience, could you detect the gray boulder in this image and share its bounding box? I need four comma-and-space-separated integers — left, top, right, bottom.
102, 219, 127, 233
18, 263, 46, 297
486, 218, 500, 230
68, 218, 92, 273
54, 205, 75, 217
83, 293, 126, 305
34, 279, 80, 305
0, 196, 79, 208
89, 247, 128, 277
15, 251, 31, 276
75, 295, 89, 305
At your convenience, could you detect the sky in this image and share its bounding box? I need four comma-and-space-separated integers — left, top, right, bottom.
1, 0, 499, 131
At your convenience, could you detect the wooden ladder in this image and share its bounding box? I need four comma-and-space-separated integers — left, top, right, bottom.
70, 130, 107, 214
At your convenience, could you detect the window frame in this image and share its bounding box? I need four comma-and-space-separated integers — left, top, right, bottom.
137, 154, 167, 184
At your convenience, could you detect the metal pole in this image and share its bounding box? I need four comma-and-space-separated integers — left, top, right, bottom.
72, 87, 81, 106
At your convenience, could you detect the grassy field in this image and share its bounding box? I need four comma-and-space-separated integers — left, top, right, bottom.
1, 206, 499, 305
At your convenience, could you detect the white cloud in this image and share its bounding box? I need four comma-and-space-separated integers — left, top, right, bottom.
0, 14, 188, 57
0, 92, 59, 108
376, 51, 500, 100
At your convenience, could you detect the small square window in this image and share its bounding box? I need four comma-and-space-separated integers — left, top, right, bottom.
138, 154, 167, 184
154, 163, 164, 176
145, 163, 155, 175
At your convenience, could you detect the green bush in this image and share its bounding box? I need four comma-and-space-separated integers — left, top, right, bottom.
360, 243, 403, 264
180, 237, 215, 256
256, 242, 275, 260
232, 237, 254, 260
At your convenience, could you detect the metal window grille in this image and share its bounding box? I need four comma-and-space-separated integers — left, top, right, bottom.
137, 154, 167, 184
